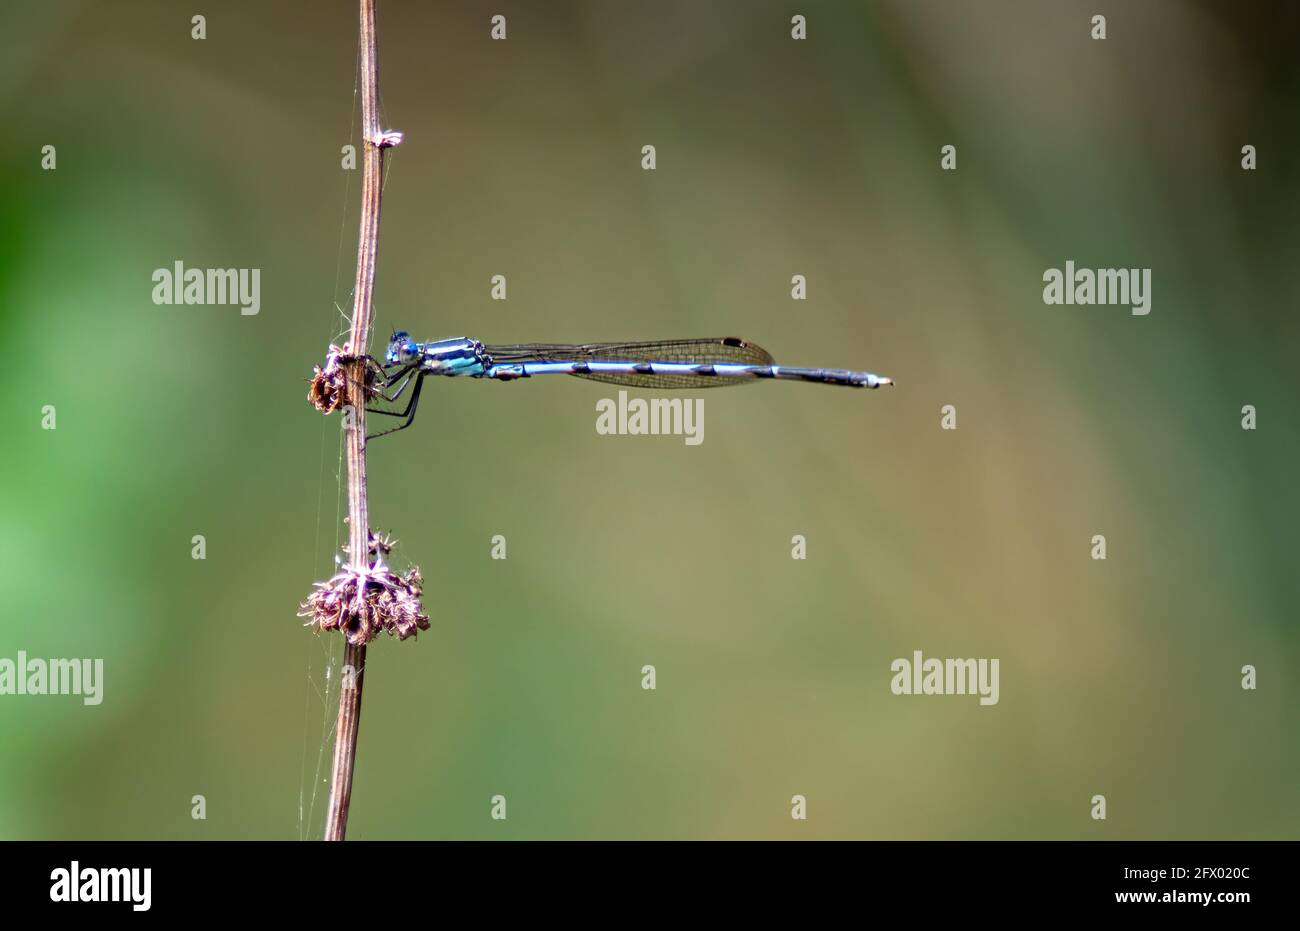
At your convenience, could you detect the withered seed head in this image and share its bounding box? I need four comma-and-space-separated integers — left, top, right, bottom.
307, 343, 381, 415
300, 530, 429, 646
299, 562, 430, 646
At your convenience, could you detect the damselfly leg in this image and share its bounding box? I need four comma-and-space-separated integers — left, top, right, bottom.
365, 369, 426, 440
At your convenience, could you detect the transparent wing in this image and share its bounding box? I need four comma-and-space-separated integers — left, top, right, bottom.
482, 338, 775, 389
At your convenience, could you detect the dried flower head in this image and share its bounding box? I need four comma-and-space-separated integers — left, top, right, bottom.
300, 531, 429, 646
307, 343, 381, 415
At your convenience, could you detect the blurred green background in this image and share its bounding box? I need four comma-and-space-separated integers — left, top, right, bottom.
1, 0, 1297, 839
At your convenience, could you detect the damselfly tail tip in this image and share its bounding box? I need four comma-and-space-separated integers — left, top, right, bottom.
878, 376, 894, 388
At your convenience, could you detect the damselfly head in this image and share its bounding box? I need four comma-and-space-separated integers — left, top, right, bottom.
385, 330, 418, 366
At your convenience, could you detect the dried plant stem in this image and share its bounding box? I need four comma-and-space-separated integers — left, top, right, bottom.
325, 640, 366, 839
324, 0, 396, 842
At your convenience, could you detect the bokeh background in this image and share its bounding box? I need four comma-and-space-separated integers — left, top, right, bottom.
1, 0, 1297, 839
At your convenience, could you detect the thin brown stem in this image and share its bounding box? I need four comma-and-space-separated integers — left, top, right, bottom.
324, 0, 397, 842
324, 640, 366, 839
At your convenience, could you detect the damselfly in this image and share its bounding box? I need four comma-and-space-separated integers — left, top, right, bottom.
361, 332, 893, 439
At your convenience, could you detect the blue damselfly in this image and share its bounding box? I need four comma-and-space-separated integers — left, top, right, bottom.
361, 332, 893, 439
